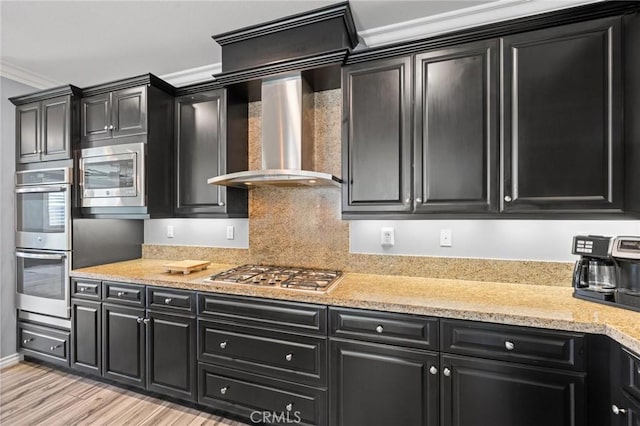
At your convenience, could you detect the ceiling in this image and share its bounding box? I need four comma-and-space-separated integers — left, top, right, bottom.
0, 0, 600, 89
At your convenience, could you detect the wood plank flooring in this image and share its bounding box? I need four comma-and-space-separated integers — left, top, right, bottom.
0, 361, 248, 426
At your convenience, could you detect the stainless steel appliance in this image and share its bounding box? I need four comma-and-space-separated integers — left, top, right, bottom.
573, 235, 640, 311
15, 167, 72, 251
79, 142, 146, 207
206, 264, 342, 292
16, 249, 70, 319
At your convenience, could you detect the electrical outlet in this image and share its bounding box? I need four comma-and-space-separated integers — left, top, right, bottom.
167, 225, 174, 238
226, 225, 235, 240
440, 229, 452, 247
380, 227, 395, 246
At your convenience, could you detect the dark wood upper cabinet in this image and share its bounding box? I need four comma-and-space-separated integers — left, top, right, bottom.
502, 17, 623, 213
342, 56, 413, 214
11, 86, 80, 164
81, 93, 111, 142
174, 84, 247, 218
112, 86, 147, 138
414, 40, 498, 213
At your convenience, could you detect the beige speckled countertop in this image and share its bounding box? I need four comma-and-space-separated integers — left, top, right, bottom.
71, 258, 640, 354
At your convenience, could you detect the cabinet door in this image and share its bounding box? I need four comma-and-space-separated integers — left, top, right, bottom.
342, 56, 412, 214
82, 93, 111, 142
71, 299, 101, 375
102, 303, 145, 388
112, 86, 147, 138
331, 339, 439, 426
502, 17, 622, 212
415, 40, 498, 213
41, 96, 71, 161
175, 90, 226, 215
16, 102, 40, 163
441, 354, 585, 426
147, 311, 196, 401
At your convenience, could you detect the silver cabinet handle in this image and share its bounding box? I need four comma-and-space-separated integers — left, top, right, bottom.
80, 287, 87, 292
285, 403, 293, 412
109, 124, 114, 130
612, 405, 627, 415
285, 353, 293, 362
33, 149, 38, 154
23, 338, 33, 344
375, 325, 384, 334
218, 202, 225, 206
404, 197, 411, 204
504, 195, 512, 202
117, 291, 127, 297
416, 197, 422, 203
136, 317, 144, 324
220, 386, 228, 395
103, 125, 108, 130
505, 341, 515, 351
50, 344, 62, 351
429, 366, 438, 375
219, 341, 227, 349
164, 298, 172, 305
143, 318, 150, 325
443, 367, 451, 377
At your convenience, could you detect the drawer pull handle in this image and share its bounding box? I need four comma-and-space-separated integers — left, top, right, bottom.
103, 125, 108, 130
22, 338, 33, 345
443, 367, 451, 377
285, 353, 293, 362
375, 325, 384, 334
80, 287, 87, 292
137, 317, 144, 323
50, 344, 62, 351
143, 318, 150, 325
612, 405, 627, 415
219, 341, 227, 349
504, 341, 515, 351
164, 298, 172, 305
429, 366, 438, 375
220, 386, 228, 395
117, 291, 127, 297
285, 403, 293, 412
109, 124, 115, 130
504, 195, 512, 202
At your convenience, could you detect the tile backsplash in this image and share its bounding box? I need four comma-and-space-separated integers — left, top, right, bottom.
144, 88, 577, 286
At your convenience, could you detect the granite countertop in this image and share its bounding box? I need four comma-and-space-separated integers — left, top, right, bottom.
71, 258, 640, 354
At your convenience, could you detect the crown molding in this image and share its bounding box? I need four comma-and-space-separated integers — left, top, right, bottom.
160, 63, 222, 88
358, 0, 604, 48
0, 61, 63, 89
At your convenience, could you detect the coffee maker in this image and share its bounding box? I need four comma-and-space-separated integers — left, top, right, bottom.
572, 235, 617, 302
572, 235, 640, 311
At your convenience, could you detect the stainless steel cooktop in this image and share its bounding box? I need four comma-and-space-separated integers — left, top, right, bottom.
205, 264, 342, 292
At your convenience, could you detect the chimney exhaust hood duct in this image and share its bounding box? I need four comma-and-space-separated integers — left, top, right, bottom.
208, 73, 341, 189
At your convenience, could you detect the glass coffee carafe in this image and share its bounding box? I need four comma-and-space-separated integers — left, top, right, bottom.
586, 260, 617, 292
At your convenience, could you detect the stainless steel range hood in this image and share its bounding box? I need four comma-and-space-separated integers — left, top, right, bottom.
207, 73, 341, 189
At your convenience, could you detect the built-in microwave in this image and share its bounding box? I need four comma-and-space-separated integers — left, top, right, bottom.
15, 168, 72, 251
79, 142, 146, 207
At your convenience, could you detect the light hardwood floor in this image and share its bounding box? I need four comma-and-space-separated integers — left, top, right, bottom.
0, 361, 248, 425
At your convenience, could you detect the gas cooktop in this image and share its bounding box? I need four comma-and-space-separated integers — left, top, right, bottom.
205, 264, 342, 292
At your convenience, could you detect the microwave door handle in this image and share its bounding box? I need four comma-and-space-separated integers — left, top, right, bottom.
15, 186, 67, 194
16, 252, 66, 260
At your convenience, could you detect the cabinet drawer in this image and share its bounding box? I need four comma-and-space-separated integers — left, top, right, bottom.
329, 307, 438, 350
147, 287, 195, 314
18, 322, 69, 367
441, 319, 585, 371
198, 293, 326, 334
102, 281, 144, 306
198, 320, 327, 387
71, 278, 101, 300
620, 348, 640, 405
198, 363, 327, 426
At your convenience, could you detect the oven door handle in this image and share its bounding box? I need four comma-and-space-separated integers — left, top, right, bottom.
16, 251, 67, 260
15, 186, 67, 194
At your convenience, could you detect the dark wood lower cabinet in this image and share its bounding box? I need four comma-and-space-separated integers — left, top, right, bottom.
71, 299, 101, 375
102, 303, 146, 389
441, 354, 586, 426
147, 311, 196, 401
330, 338, 439, 426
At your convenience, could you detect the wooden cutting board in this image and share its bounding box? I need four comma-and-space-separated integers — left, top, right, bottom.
163, 260, 211, 275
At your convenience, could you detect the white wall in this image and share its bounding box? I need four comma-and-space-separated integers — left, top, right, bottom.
0, 77, 38, 358
350, 220, 640, 262
144, 218, 249, 248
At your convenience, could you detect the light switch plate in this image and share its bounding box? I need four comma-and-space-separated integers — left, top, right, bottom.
226, 225, 235, 240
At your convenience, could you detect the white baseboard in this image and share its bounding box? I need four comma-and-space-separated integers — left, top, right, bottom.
0, 353, 24, 369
